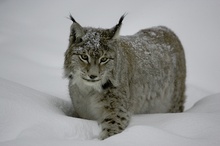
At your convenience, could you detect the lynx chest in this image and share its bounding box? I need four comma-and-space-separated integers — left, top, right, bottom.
70, 85, 102, 120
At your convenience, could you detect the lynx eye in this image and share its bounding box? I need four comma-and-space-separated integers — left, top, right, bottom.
79, 54, 89, 63
100, 57, 109, 64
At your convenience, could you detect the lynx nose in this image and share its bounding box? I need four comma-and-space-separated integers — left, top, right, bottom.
89, 75, 97, 79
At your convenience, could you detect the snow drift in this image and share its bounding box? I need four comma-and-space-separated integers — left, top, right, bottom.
0, 78, 220, 146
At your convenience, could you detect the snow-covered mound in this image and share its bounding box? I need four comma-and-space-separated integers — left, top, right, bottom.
0, 78, 220, 146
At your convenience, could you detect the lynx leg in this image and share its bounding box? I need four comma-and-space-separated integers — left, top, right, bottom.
99, 88, 131, 140
169, 78, 186, 112
99, 113, 130, 140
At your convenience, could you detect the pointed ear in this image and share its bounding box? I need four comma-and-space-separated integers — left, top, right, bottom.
69, 14, 85, 44
110, 14, 126, 39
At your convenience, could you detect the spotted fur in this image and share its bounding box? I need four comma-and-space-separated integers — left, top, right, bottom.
64, 14, 186, 140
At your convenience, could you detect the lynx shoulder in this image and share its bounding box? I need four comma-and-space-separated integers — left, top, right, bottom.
64, 14, 186, 140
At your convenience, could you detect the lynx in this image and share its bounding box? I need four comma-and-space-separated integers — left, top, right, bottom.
64, 14, 186, 140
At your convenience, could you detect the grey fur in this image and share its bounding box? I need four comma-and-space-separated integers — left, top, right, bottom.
64, 15, 186, 140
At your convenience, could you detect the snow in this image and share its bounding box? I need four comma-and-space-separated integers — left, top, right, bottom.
82, 29, 101, 49
0, 78, 220, 145
0, 0, 220, 146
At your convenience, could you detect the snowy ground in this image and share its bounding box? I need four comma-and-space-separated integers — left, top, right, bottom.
0, 0, 220, 146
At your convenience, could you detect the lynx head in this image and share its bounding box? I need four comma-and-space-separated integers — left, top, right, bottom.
64, 14, 125, 91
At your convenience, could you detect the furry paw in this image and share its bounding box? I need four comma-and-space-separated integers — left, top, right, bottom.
99, 129, 109, 140
99, 128, 121, 140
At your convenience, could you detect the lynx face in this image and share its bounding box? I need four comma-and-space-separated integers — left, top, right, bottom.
64, 15, 124, 91
70, 41, 115, 89
76, 49, 113, 83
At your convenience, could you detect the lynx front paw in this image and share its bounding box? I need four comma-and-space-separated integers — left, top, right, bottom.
99, 127, 122, 140
99, 129, 110, 140
99, 117, 129, 140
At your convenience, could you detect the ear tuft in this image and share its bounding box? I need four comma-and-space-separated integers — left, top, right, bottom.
68, 14, 85, 44
118, 13, 126, 26
111, 13, 127, 39
69, 14, 77, 23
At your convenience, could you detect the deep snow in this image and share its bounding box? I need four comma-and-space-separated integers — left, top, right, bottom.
0, 78, 220, 146
0, 0, 220, 145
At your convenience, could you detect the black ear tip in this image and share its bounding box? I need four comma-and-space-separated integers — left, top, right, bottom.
69, 13, 77, 23
118, 13, 127, 25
